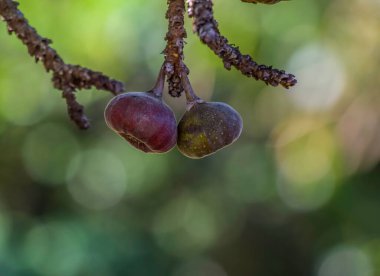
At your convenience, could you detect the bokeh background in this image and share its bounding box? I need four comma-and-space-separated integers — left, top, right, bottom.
0, 0, 379, 275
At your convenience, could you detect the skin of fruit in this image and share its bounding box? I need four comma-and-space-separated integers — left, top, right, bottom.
104, 92, 177, 153
177, 102, 243, 159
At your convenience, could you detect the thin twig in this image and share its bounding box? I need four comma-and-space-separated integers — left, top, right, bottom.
187, 0, 297, 89
62, 87, 90, 129
0, 0, 125, 129
163, 0, 188, 97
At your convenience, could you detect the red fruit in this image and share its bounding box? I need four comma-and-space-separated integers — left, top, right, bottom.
104, 92, 177, 153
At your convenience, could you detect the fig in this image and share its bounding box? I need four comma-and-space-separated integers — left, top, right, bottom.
177, 101, 243, 158
104, 67, 177, 153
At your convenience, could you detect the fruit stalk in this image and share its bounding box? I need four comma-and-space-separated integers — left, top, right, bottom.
180, 70, 204, 109
150, 64, 166, 98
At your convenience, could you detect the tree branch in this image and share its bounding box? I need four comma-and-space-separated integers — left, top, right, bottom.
187, 0, 297, 89
0, 0, 125, 129
163, 0, 188, 97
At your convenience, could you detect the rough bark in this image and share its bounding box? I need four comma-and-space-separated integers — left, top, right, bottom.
187, 0, 297, 88
0, 0, 125, 129
163, 0, 188, 97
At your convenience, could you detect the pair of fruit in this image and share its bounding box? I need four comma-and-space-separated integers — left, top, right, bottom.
104, 66, 243, 159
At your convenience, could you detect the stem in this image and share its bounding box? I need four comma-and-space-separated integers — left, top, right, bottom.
180, 70, 204, 108
164, 0, 188, 97
150, 63, 166, 98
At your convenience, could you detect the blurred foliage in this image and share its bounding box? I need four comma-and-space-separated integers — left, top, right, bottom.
0, 0, 380, 275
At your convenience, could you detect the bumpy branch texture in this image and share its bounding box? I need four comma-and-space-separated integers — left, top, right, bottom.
187, 0, 297, 88
0, 0, 125, 129
164, 0, 188, 97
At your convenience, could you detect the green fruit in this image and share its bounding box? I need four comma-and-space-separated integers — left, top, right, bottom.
177, 102, 243, 158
